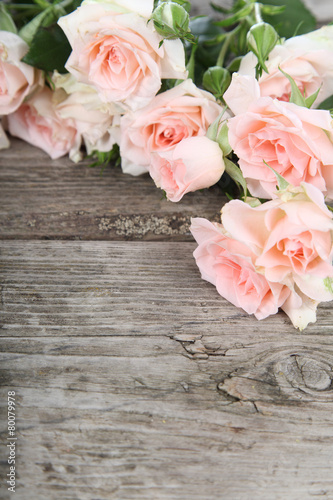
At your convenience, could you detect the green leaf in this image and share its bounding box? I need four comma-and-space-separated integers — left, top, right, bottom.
224, 158, 247, 197
317, 95, 333, 111
214, 4, 253, 27
0, 4, 18, 33
18, 6, 57, 45
22, 24, 72, 73
260, 0, 316, 39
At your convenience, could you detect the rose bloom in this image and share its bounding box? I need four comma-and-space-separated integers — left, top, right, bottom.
190, 217, 289, 320
221, 182, 333, 329
52, 72, 120, 156
120, 78, 223, 175
149, 136, 225, 202
239, 25, 333, 106
224, 74, 333, 200
58, 0, 187, 111
7, 87, 80, 160
0, 30, 43, 115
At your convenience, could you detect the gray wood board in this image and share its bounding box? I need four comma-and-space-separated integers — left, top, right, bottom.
0, 138, 226, 241
1, 240, 333, 500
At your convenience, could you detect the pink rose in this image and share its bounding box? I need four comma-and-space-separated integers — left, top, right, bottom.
149, 136, 225, 202
0, 31, 43, 115
7, 87, 80, 160
222, 183, 333, 329
239, 25, 333, 106
120, 79, 223, 175
52, 72, 120, 156
225, 74, 333, 200
190, 217, 289, 320
58, 2, 187, 111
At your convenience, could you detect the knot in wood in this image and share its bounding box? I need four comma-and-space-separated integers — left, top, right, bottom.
278, 354, 332, 393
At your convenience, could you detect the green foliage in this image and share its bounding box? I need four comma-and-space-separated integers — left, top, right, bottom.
88, 145, 121, 175
317, 95, 333, 112
247, 22, 279, 75
0, 4, 18, 33
203, 66, 231, 100
22, 24, 72, 73
261, 0, 316, 38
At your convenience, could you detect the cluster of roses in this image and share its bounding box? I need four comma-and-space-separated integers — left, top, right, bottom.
1, 0, 333, 330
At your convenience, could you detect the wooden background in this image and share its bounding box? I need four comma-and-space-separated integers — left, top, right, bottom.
1, 137, 333, 500
2, 2, 333, 498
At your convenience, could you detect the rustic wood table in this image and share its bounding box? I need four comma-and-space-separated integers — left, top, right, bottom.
1, 138, 333, 500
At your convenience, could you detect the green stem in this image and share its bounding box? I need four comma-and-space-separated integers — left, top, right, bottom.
5, 4, 42, 9
254, 2, 263, 24
216, 25, 241, 67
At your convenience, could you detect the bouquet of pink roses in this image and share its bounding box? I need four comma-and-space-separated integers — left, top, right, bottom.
1, 0, 333, 329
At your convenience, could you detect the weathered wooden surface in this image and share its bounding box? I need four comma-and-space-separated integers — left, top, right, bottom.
1, 240, 333, 500
1, 139, 333, 500
0, 139, 224, 241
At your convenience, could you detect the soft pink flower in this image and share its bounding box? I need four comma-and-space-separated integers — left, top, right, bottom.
149, 136, 225, 202
52, 72, 120, 156
221, 183, 333, 329
239, 25, 333, 106
58, 2, 187, 111
225, 74, 333, 200
7, 87, 80, 160
190, 217, 289, 320
120, 79, 223, 175
0, 30, 43, 115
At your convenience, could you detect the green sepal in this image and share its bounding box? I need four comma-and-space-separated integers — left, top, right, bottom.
324, 277, 333, 295
305, 87, 321, 109
224, 158, 247, 198
206, 111, 232, 156
18, 6, 62, 45
279, 67, 320, 108
263, 161, 289, 190
0, 4, 17, 34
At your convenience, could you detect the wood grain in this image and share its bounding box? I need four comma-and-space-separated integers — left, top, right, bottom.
1, 241, 333, 500
0, 138, 225, 241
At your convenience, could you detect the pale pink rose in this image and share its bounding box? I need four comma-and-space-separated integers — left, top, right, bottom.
7, 87, 80, 160
120, 79, 223, 175
52, 72, 120, 156
225, 74, 333, 200
221, 183, 333, 329
0, 31, 43, 115
149, 136, 225, 202
190, 217, 289, 320
58, 3, 187, 111
239, 25, 333, 106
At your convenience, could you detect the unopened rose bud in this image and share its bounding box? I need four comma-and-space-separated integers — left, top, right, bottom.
247, 22, 279, 72
203, 66, 231, 99
152, 1, 190, 40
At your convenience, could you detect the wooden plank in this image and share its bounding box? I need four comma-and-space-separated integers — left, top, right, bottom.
1, 240, 333, 499
0, 139, 225, 241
